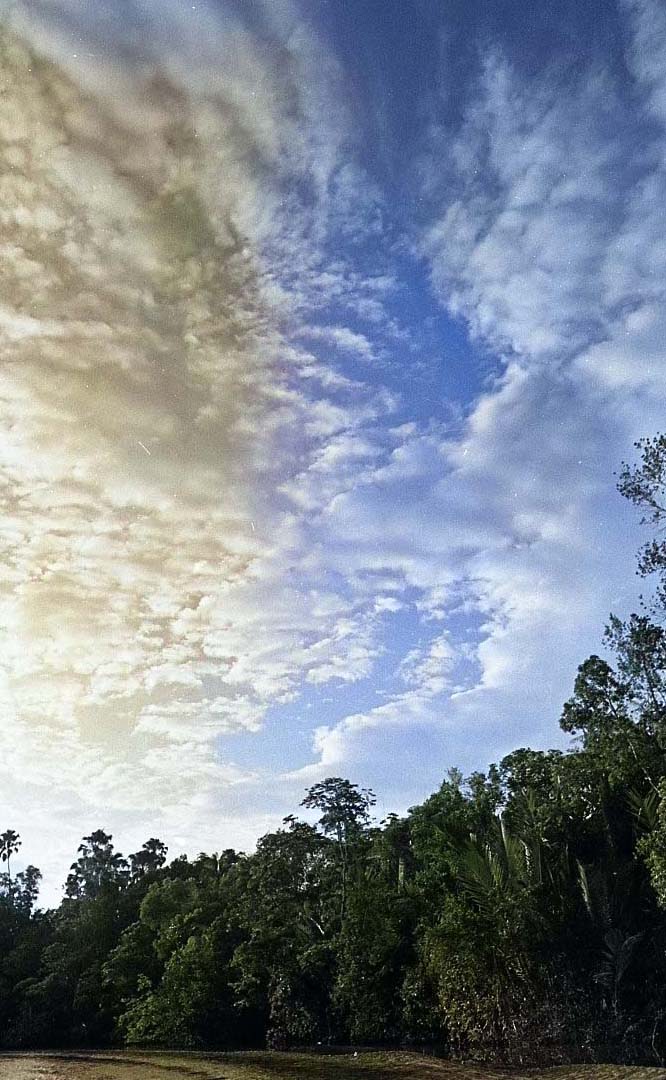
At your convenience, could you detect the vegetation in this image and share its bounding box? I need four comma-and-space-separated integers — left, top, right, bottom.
3, 436, 666, 1065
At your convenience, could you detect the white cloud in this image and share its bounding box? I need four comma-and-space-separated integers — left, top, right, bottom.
422, 55, 629, 360
294, 2, 666, 794
4, 0, 666, 903
0, 1, 402, 900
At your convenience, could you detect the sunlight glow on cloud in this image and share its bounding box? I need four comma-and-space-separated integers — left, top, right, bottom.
0, 0, 665, 901
0, 1, 398, 892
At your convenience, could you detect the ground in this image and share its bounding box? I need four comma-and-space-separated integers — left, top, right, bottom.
0, 1052, 665, 1080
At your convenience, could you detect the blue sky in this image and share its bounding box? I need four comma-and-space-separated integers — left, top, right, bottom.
0, 0, 664, 902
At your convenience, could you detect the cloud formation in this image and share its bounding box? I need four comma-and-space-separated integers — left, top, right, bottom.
1, 0, 665, 900
298, 1, 666, 792
0, 1, 398, 893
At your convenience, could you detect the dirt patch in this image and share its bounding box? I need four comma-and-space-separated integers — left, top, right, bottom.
0, 1052, 665, 1080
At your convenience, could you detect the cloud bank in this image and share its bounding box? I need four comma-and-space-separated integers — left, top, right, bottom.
0, 0, 664, 900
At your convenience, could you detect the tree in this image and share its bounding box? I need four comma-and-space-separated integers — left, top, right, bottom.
12, 866, 42, 916
0, 832, 21, 884
230, 818, 336, 1047
302, 778, 376, 841
561, 649, 664, 795
618, 433, 666, 610
65, 831, 128, 900
128, 839, 168, 880
301, 778, 375, 921
333, 820, 417, 1043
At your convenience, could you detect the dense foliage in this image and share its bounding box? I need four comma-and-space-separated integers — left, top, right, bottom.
4, 435, 666, 1064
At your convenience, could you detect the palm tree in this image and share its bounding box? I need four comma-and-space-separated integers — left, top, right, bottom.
0, 830, 21, 883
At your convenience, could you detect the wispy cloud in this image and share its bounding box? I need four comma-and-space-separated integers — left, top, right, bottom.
298, 0, 666, 800
3, 0, 666, 899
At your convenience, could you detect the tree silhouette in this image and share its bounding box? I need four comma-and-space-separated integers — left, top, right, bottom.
0, 829, 21, 883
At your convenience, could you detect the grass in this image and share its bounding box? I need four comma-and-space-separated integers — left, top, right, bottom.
0, 1051, 665, 1080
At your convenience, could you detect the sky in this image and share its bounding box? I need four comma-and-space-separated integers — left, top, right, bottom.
0, 0, 665, 905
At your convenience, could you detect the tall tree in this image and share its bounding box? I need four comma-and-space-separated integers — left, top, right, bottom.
618, 433, 666, 611
0, 831, 21, 884
65, 831, 128, 900
302, 777, 375, 921
129, 839, 168, 880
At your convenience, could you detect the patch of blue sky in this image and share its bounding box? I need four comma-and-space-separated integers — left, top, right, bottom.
373, 251, 504, 419
294, 246, 500, 433
311, 0, 628, 155
220, 596, 486, 778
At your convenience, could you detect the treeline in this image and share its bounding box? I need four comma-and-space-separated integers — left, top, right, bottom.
3, 437, 666, 1063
